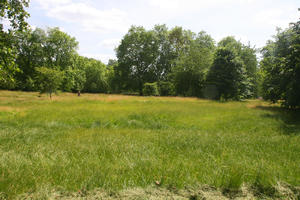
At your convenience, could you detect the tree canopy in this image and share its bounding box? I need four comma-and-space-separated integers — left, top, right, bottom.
0, 0, 29, 88
260, 18, 300, 108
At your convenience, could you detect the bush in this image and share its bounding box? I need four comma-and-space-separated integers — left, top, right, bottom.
158, 81, 175, 96
142, 82, 159, 96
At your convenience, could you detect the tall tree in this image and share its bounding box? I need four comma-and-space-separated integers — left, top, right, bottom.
240, 45, 258, 97
115, 25, 195, 94
172, 31, 215, 97
217, 36, 258, 98
0, 0, 29, 88
82, 57, 108, 93
14, 28, 47, 90
260, 17, 300, 108
44, 27, 78, 70
13, 27, 79, 90
116, 26, 159, 94
206, 47, 246, 100
152, 24, 173, 81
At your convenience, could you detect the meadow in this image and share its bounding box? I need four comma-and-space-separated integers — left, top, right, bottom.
0, 90, 299, 199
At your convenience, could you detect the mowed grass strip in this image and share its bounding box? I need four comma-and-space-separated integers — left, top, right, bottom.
0, 90, 299, 198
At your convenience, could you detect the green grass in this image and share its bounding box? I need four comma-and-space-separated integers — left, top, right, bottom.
0, 90, 299, 199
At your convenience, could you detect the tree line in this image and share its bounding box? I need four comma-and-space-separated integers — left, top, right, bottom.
1, 1, 299, 108
114, 25, 259, 100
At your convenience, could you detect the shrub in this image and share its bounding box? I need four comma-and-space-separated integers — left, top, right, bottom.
158, 81, 175, 96
142, 82, 159, 96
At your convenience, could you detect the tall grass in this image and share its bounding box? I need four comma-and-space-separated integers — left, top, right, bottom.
0, 91, 299, 198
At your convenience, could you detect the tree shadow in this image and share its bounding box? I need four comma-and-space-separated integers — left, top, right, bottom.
254, 105, 300, 136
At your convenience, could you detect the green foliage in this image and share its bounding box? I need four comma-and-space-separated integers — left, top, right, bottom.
206, 47, 246, 100
35, 67, 64, 99
0, 0, 30, 31
73, 69, 86, 92
14, 28, 47, 90
205, 36, 257, 100
114, 26, 258, 99
22, 76, 36, 91
116, 26, 159, 93
44, 27, 78, 70
2, 22, 262, 100
13, 27, 79, 91
59, 67, 86, 93
115, 25, 217, 96
172, 32, 215, 97
142, 82, 159, 96
0, 0, 29, 88
260, 19, 300, 108
106, 59, 118, 93
0, 36, 18, 89
217, 36, 258, 99
115, 25, 196, 94
83, 58, 108, 93
61, 67, 75, 92
158, 81, 175, 96
241, 45, 258, 97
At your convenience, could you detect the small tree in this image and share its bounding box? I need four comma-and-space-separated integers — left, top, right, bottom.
35, 67, 64, 99
73, 69, 86, 96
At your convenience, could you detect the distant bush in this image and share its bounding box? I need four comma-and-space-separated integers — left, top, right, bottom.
120, 90, 139, 96
158, 81, 175, 96
142, 82, 159, 96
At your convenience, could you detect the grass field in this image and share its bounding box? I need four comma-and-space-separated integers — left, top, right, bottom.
0, 90, 299, 199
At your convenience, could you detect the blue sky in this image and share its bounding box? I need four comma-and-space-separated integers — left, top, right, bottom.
26, 0, 299, 63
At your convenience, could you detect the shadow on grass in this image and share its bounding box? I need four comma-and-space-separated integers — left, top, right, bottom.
254, 105, 300, 135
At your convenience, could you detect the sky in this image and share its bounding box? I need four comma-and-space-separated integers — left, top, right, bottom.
26, 0, 299, 64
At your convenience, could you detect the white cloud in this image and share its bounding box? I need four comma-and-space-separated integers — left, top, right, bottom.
31, 0, 299, 63
34, 0, 72, 9
82, 53, 116, 64
254, 7, 298, 28
98, 39, 120, 49
148, 0, 257, 13
35, 0, 130, 33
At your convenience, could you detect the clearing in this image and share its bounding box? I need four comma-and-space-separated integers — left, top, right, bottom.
0, 90, 299, 199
